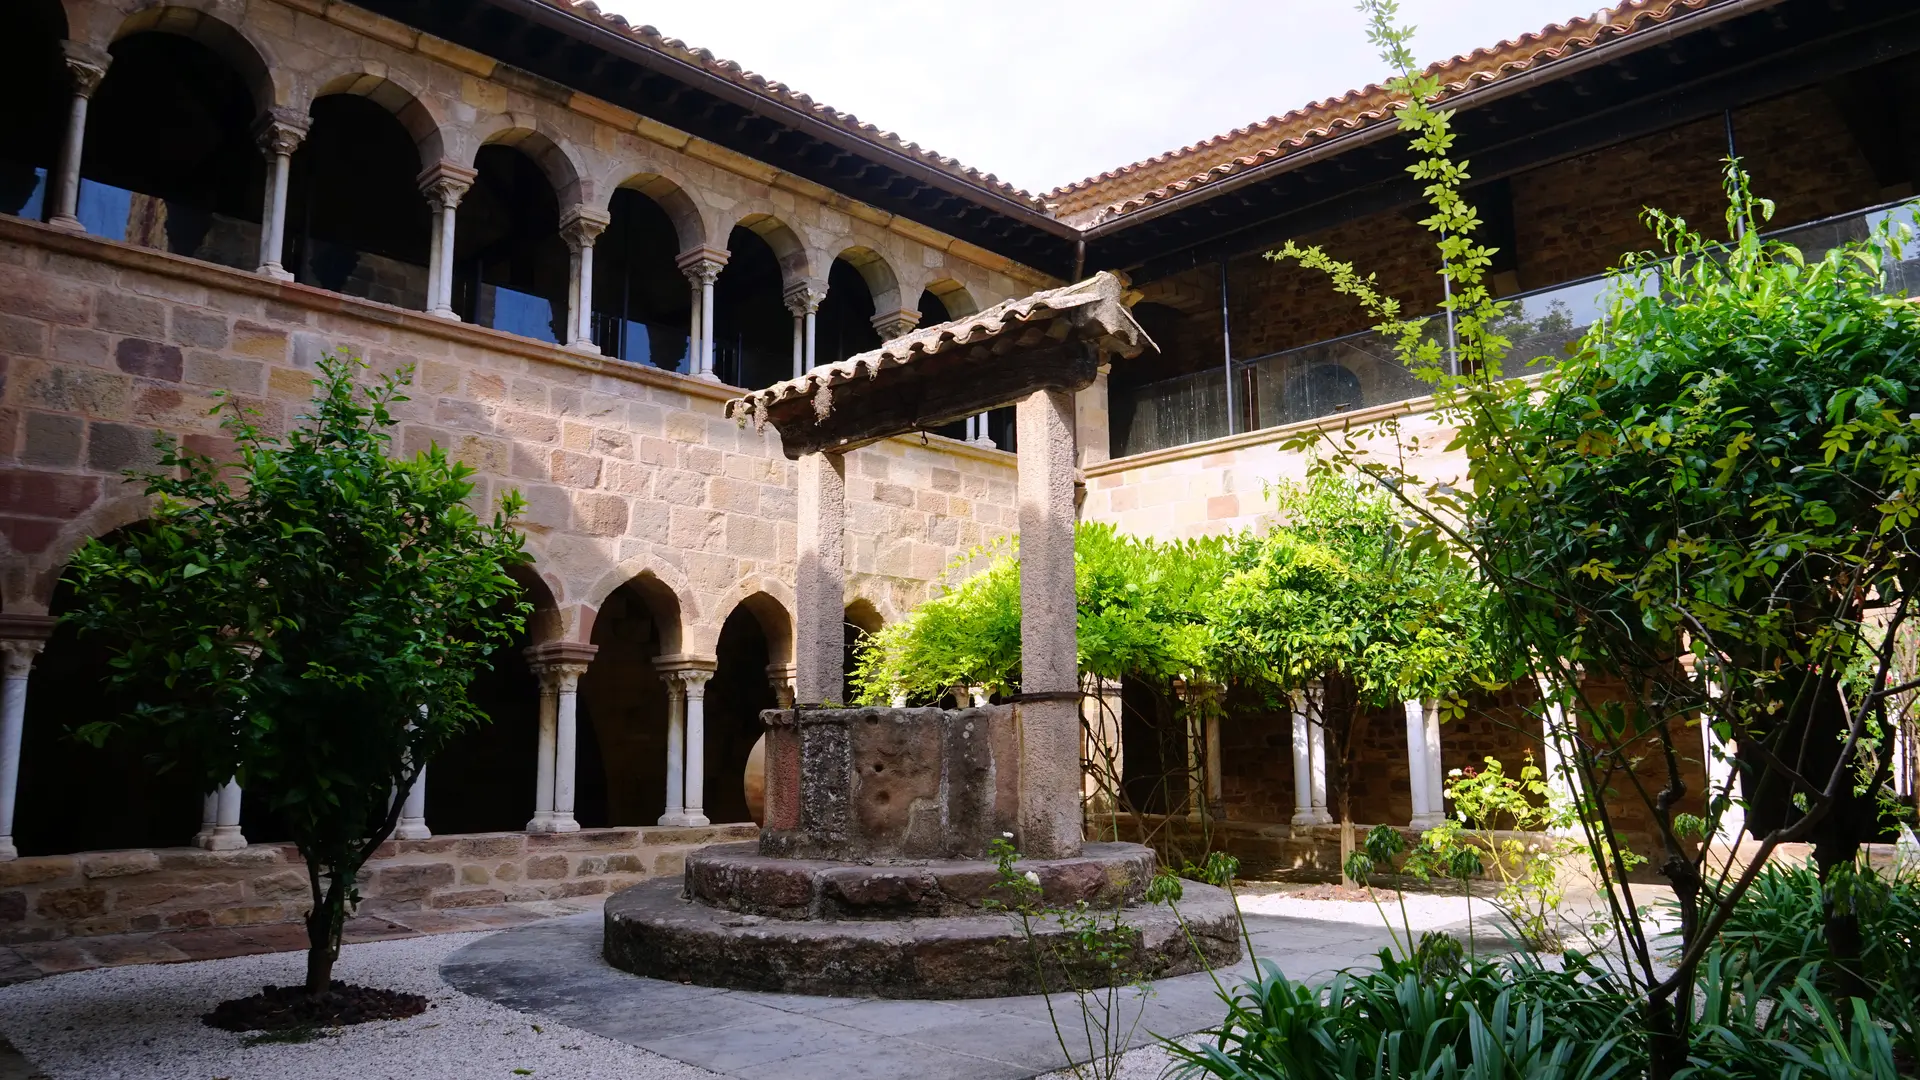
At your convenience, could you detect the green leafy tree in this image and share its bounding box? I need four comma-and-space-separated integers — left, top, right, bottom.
1273, 1, 1920, 1070
63, 355, 530, 996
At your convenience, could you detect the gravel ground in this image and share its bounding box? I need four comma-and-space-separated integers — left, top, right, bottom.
0, 931, 717, 1080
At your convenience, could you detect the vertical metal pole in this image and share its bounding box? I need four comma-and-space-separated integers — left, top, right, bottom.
1219, 259, 1235, 437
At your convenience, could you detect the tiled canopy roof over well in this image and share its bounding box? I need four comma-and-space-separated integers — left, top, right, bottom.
726, 272, 1154, 458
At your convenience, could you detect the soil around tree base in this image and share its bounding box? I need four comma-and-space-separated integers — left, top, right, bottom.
202, 981, 429, 1032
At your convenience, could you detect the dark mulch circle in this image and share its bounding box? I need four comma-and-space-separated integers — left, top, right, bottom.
202, 981, 429, 1032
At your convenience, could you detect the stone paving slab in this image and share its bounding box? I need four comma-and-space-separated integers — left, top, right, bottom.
443, 908, 1407, 1080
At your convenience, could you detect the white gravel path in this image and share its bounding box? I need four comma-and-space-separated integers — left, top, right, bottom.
0, 931, 718, 1080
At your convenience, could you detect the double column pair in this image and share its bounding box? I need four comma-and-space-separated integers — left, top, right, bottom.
654, 656, 714, 827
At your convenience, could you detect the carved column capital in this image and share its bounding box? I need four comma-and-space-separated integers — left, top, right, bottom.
782, 280, 827, 318
559, 205, 610, 252
869, 307, 920, 341
60, 41, 111, 99
416, 160, 478, 211
254, 107, 309, 159
675, 246, 729, 287
0, 640, 46, 680
0, 615, 55, 679
524, 640, 597, 692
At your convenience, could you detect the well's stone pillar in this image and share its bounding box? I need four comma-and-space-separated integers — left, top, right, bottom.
561, 206, 609, 353
254, 109, 308, 281
0, 617, 53, 861
795, 452, 846, 706
1015, 387, 1083, 859
418, 162, 476, 319
526, 642, 596, 833
46, 42, 109, 234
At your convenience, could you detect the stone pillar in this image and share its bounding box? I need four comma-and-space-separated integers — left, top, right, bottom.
767, 663, 796, 709
0, 618, 54, 861
254, 109, 309, 281
1291, 684, 1332, 826
527, 656, 558, 832
653, 656, 716, 827
560, 206, 609, 353
1015, 387, 1083, 859
193, 777, 247, 850
795, 452, 846, 706
967, 413, 994, 448
681, 670, 713, 826
526, 642, 597, 833
677, 248, 728, 381
783, 281, 824, 379
395, 767, 430, 840
1406, 699, 1446, 829
417, 162, 476, 320
869, 308, 920, 342
46, 43, 110, 234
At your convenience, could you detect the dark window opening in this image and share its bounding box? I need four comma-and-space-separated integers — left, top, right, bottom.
0, 2, 66, 220
593, 188, 690, 371
579, 581, 673, 827
707, 605, 776, 825
714, 226, 792, 390
286, 94, 431, 309
454, 144, 566, 343
817, 256, 880, 365
78, 31, 265, 269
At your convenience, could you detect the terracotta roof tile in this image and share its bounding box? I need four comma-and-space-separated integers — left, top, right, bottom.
1046, 0, 1721, 225
532, 0, 1048, 211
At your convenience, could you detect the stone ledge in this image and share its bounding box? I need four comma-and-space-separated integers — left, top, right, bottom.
602, 875, 1240, 999
684, 841, 1156, 920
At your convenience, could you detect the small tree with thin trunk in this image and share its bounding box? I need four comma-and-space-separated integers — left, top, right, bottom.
63, 354, 528, 1016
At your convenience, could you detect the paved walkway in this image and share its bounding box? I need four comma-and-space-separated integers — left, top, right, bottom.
442, 909, 1406, 1080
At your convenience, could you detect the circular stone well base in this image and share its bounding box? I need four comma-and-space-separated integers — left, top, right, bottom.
602, 876, 1243, 999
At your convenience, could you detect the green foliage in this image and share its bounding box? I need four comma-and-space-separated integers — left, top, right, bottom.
849, 522, 1228, 704
1207, 473, 1500, 708
1441, 755, 1585, 950
62, 353, 529, 992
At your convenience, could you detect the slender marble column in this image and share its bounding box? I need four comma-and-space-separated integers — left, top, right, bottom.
395, 766, 430, 840
1307, 684, 1331, 824
1406, 699, 1446, 829
783, 281, 825, 379
1291, 683, 1332, 826
417, 162, 476, 319
0, 630, 50, 861
1421, 699, 1444, 822
1536, 677, 1581, 837
682, 671, 713, 826
560, 206, 609, 353
656, 665, 691, 826
677, 248, 728, 381
46, 44, 109, 234
1700, 674, 1745, 844
550, 661, 589, 832
527, 667, 559, 832
254, 110, 308, 281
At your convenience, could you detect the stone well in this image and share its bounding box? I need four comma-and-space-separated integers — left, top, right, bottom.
602, 274, 1240, 998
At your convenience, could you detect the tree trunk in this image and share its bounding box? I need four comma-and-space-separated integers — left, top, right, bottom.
1645, 995, 1687, 1080
303, 862, 345, 996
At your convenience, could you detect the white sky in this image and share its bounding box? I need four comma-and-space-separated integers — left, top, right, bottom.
601, 0, 1599, 195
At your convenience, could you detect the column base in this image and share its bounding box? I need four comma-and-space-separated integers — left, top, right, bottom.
1409, 813, 1448, 831
1291, 811, 1334, 827
969, 437, 998, 449
681, 810, 711, 827
197, 828, 248, 852
258, 263, 294, 282
657, 811, 697, 827
394, 820, 432, 841
525, 814, 565, 834
0, 837, 16, 861
695, 371, 721, 383
428, 307, 461, 321
548, 814, 581, 833
566, 340, 602, 356
46, 214, 84, 234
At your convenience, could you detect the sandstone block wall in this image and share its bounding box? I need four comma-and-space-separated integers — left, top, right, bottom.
0, 218, 1018, 648
0, 823, 757, 944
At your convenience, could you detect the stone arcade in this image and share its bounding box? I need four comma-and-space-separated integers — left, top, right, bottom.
600, 275, 1240, 997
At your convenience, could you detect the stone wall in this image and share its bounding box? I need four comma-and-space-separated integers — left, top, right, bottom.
0, 823, 756, 944
0, 217, 1018, 644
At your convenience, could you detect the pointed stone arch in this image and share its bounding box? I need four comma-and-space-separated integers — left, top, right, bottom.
580, 558, 696, 655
